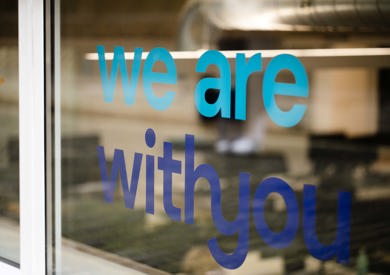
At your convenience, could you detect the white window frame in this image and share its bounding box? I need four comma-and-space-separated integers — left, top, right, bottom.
19, 0, 47, 273
0, 0, 46, 274
19, 0, 46, 273
0, 262, 19, 275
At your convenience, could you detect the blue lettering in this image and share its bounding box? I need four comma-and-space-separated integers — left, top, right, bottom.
143, 47, 177, 111
235, 53, 262, 120
158, 141, 182, 222
195, 50, 231, 118
263, 54, 309, 127
96, 146, 142, 209
97, 125, 352, 269
253, 177, 299, 249
303, 185, 351, 264
208, 173, 250, 269
97, 46, 142, 105
184, 134, 250, 268
184, 134, 222, 224
97, 46, 310, 128
145, 129, 156, 214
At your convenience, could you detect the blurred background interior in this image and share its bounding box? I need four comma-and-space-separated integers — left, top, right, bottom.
1, 0, 390, 274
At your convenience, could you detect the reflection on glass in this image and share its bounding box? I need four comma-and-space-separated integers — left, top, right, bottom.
0, 0, 19, 264
57, 1, 390, 274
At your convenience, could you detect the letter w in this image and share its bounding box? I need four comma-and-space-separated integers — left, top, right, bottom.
96, 46, 142, 105
97, 146, 142, 209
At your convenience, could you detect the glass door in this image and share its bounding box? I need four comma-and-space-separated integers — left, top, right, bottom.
51, 1, 390, 274
5, 1, 390, 274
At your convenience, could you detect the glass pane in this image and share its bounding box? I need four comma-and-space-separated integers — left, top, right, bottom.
0, 0, 19, 265
54, 1, 390, 274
